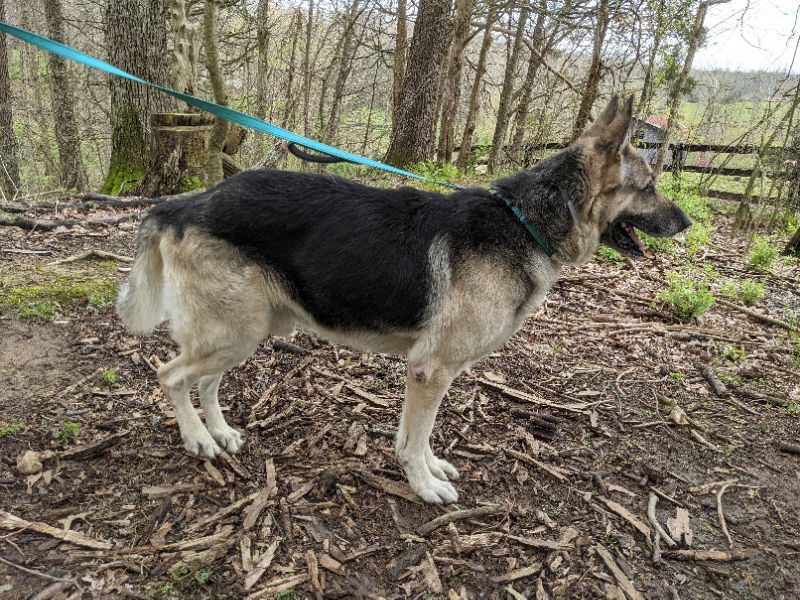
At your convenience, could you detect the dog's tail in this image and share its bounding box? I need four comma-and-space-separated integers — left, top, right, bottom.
116, 218, 165, 335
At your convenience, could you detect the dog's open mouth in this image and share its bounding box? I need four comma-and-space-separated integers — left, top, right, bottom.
604, 219, 646, 258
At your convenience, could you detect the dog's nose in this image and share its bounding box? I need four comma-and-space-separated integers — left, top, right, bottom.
678, 210, 692, 232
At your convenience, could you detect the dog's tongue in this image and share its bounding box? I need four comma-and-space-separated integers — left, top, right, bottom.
626, 223, 644, 251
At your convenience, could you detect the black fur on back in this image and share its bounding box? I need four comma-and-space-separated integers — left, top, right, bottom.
146, 153, 585, 332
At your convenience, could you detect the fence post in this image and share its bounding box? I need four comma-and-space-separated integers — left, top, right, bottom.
670, 142, 686, 175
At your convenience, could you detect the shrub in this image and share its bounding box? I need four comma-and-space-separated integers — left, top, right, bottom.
749, 235, 778, 272
657, 272, 715, 319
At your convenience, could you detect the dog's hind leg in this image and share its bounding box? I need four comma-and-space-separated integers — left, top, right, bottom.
198, 373, 243, 454
396, 362, 460, 504
158, 346, 254, 459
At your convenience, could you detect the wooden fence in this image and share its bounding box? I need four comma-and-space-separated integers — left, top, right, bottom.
515, 141, 799, 205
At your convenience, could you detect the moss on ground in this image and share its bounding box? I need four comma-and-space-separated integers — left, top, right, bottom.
1, 267, 117, 319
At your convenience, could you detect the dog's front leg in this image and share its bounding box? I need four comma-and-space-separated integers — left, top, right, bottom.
395, 363, 460, 504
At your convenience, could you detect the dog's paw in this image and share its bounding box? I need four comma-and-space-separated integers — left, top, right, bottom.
183, 430, 223, 459
425, 450, 460, 481
413, 478, 459, 505
209, 426, 244, 454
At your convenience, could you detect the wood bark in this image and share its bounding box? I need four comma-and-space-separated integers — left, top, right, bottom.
43, 0, 88, 191
103, 0, 174, 194
302, 0, 314, 136
436, 0, 476, 164
384, 0, 453, 167
392, 0, 407, 130
455, 8, 495, 172
203, 0, 230, 187
571, 0, 610, 141
168, 0, 200, 97
255, 0, 271, 119
487, 5, 529, 174
0, 0, 20, 199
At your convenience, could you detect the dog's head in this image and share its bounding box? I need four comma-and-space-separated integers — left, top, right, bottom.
573, 95, 692, 260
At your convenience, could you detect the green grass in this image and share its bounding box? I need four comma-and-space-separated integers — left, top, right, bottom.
595, 245, 624, 264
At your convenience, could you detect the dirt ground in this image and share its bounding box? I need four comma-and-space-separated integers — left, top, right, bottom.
1, 197, 799, 600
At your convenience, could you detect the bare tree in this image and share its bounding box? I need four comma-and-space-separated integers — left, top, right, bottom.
487, 4, 529, 174
571, 0, 610, 140
203, 0, 230, 187
43, 0, 88, 191
0, 0, 20, 199
385, 0, 453, 167
392, 0, 407, 128
455, 7, 496, 172
654, 0, 733, 173
436, 0, 476, 164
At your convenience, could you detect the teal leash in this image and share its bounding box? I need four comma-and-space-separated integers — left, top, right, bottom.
0, 21, 554, 257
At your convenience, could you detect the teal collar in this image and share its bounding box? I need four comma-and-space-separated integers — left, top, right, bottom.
489, 188, 556, 257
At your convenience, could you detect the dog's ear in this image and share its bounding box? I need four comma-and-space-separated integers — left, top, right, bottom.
604, 95, 634, 154
584, 95, 619, 137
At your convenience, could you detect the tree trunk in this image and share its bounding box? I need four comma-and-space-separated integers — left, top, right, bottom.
0, 0, 20, 199
168, 0, 200, 97
455, 8, 495, 172
43, 0, 88, 191
509, 1, 547, 162
487, 5, 528, 174
654, 1, 732, 173
636, 25, 663, 119
436, 0, 475, 164
103, 0, 174, 194
571, 0, 610, 141
392, 0, 407, 130
203, 0, 230, 187
255, 0, 271, 119
19, 2, 58, 182
384, 0, 453, 167
302, 0, 314, 136
324, 0, 364, 145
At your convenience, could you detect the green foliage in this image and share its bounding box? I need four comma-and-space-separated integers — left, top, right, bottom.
657, 272, 715, 319
719, 278, 766, 305
180, 176, 205, 191
748, 235, 778, 272
275, 591, 299, 600
639, 232, 674, 253
595, 246, 624, 264
414, 161, 463, 189
56, 421, 80, 444
785, 400, 800, 417
659, 180, 711, 223
721, 346, 746, 362
193, 569, 213, 585
683, 221, 714, 255
101, 369, 118, 385
2, 272, 117, 319
0, 421, 26, 439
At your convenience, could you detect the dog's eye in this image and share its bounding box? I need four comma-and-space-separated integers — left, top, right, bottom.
643, 183, 655, 194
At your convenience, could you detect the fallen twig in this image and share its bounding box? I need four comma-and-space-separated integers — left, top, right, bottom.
49, 249, 133, 265
595, 497, 652, 546
778, 442, 800, 456
480, 379, 588, 414
594, 544, 643, 600
0, 556, 81, 593
716, 482, 735, 548
694, 361, 729, 398
0, 511, 111, 550
716, 298, 794, 331
662, 549, 748, 561
647, 493, 677, 548
417, 505, 505, 536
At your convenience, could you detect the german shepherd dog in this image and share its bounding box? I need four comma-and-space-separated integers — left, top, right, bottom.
117, 96, 690, 504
